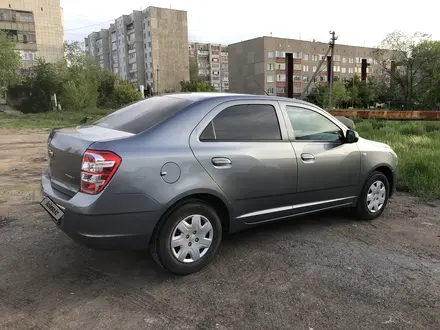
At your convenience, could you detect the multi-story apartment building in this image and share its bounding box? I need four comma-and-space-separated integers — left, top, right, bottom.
0, 0, 64, 65
188, 42, 229, 92
228, 36, 383, 97
85, 6, 189, 93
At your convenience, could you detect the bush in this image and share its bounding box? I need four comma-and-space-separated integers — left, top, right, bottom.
59, 80, 99, 111
180, 80, 216, 92
110, 79, 142, 107
97, 70, 117, 108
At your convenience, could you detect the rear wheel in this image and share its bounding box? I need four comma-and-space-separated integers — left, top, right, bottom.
354, 171, 390, 220
151, 200, 222, 275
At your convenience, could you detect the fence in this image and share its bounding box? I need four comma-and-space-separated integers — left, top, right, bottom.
328, 110, 440, 120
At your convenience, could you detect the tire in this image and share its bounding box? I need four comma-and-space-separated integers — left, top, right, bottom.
354, 171, 390, 220
150, 200, 222, 275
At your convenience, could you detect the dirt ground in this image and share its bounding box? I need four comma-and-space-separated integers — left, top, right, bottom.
0, 128, 439, 330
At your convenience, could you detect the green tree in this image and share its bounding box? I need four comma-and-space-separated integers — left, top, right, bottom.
412, 40, 440, 109
344, 76, 385, 108
180, 80, 216, 92
19, 59, 68, 113
306, 82, 349, 109
0, 31, 22, 92
189, 57, 199, 82
373, 31, 431, 109
64, 40, 86, 67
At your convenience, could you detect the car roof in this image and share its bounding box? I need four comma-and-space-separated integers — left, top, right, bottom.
164, 92, 320, 109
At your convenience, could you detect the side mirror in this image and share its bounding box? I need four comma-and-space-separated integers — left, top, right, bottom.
345, 130, 359, 143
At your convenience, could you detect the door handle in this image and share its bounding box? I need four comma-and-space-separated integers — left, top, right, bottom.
301, 153, 315, 162
211, 157, 232, 168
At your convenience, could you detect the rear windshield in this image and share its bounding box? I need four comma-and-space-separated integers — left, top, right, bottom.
93, 96, 193, 134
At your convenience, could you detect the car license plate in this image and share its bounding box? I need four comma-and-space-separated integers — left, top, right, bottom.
40, 196, 64, 223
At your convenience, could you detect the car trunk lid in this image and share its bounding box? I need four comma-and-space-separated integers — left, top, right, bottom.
47, 125, 133, 195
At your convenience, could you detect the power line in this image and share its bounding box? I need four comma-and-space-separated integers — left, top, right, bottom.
65, 19, 115, 31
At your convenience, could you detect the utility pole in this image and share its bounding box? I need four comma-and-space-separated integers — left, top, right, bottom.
328, 31, 338, 109
156, 65, 160, 95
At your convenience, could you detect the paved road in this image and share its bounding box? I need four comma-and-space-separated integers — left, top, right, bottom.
0, 129, 439, 330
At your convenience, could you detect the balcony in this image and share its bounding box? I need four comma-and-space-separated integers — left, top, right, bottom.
276, 57, 286, 63
276, 69, 285, 75
276, 81, 286, 87
198, 50, 209, 56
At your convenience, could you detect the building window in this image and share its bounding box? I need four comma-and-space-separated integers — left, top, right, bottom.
303, 76, 309, 82
276, 74, 286, 82
267, 75, 274, 82
277, 63, 285, 70
333, 66, 341, 72
199, 104, 281, 141
293, 75, 301, 81
303, 65, 309, 72
341, 67, 347, 73
349, 68, 354, 73
267, 87, 274, 95
312, 66, 317, 72
276, 51, 285, 57
356, 57, 361, 63
276, 87, 285, 93
293, 86, 301, 93
349, 58, 354, 64
334, 55, 341, 61
267, 63, 274, 71
293, 64, 302, 70
342, 57, 347, 64
312, 55, 318, 61
303, 54, 309, 61
268, 51, 274, 58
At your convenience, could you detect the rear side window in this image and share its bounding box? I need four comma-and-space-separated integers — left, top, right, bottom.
94, 96, 193, 134
200, 104, 281, 141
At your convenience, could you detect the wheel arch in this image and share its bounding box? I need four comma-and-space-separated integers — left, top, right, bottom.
150, 189, 233, 246
363, 164, 395, 198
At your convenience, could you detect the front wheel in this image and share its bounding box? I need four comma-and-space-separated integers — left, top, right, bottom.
354, 171, 390, 220
151, 200, 222, 275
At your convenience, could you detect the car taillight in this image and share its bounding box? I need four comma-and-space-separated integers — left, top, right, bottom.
80, 150, 121, 194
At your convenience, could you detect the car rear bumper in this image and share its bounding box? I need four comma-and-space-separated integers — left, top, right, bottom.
57, 211, 160, 250
41, 170, 164, 250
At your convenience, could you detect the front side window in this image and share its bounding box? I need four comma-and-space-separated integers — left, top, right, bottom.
286, 106, 343, 142
200, 104, 281, 141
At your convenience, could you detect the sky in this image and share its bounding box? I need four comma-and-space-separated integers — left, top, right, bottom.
62, 0, 439, 48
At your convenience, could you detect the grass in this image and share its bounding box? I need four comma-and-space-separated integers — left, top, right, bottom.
0, 108, 113, 130
1, 109, 439, 199
355, 119, 440, 200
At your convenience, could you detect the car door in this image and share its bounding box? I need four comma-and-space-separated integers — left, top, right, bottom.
279, 102, 361, 215
189, 100, 298, 224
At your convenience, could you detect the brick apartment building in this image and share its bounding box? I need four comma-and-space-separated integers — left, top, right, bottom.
188, 42, 229, 92
86, 7, 189, 93
228, 36, 385, 97
0, 0, 64, 70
